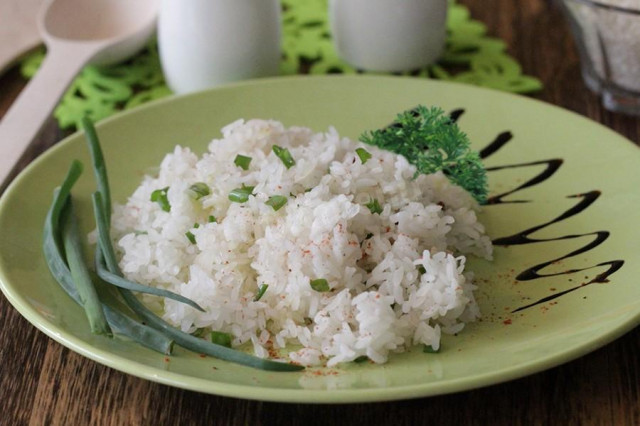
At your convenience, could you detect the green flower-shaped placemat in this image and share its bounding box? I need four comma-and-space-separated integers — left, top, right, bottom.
21, 0, 542, 130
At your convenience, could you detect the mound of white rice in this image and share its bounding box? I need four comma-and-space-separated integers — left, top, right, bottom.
111, 119, 492, 366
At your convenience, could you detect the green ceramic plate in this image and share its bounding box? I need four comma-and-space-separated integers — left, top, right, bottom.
1, 76, 639, 403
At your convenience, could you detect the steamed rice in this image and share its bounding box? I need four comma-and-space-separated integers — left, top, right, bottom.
111, 119, 492, 366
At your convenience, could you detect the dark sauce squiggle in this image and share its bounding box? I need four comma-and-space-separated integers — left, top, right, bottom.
450, 109, 625, 313
485, 159, 563, 205
479, 132, 513, 160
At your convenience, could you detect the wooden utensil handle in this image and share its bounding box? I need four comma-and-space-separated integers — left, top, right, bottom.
0, 43, 94, 191
0, 0, 45, 76
0, 41, 39, 76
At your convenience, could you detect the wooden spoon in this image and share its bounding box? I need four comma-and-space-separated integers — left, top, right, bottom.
0, 0, 45, 76
0, 0, 158, 190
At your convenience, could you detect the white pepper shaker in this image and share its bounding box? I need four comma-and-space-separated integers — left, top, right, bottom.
158, 0, 282, 94
329, 0, 447, 72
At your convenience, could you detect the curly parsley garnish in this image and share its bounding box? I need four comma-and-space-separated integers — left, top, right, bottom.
360, 105, 488, 203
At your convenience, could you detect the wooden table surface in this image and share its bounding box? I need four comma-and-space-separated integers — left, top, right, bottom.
1, 1, 639, 424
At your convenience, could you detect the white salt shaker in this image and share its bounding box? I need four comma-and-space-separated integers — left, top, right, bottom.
158, 0, 282, 94
329, 0, 447, 72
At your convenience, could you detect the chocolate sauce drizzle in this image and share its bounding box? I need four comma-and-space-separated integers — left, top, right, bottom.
450, 109, 625, 313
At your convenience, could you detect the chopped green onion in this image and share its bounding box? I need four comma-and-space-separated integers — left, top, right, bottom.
188, 182, 210, 200
208, 215, 217, 223
355, 148, 372, 164
310, 278, 330, 292
185, 231, 196, 244
423, 344, 440, 353
193, 223, 200, 229
210, 331, 232, 348
272, 145, 295, 169
266, 195, 288, 211
254, 284, 269, 301
365, 198, 383, 215
151, 187, 170, 212
417, 265, 426, 274
234, 154, 252, 170
228, 185, 254, 203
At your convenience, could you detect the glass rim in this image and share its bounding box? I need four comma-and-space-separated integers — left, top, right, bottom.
562, 0, 640, 15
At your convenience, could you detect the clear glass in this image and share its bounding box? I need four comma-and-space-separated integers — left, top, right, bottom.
559, 0, 640, 115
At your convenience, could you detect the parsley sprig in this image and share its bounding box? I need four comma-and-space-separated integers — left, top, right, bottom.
360, 106, 488, 203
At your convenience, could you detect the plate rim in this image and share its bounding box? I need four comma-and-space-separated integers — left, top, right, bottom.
2, 276, 638, 403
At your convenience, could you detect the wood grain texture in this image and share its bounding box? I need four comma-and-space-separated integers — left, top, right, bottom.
0, 1, 638, 425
